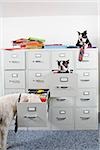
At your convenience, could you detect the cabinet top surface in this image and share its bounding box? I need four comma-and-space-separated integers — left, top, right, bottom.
0, 48, 98, 53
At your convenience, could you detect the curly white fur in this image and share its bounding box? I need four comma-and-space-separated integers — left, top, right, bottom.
0, 93, 41, 150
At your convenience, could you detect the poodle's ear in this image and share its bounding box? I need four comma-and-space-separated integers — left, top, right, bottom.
83, 30, 87, 35
0, 117, 2, 124
20, 94, 29, 102
77, 31, 80, 35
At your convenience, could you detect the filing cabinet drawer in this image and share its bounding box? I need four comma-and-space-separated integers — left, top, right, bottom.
4, 51, 25, 69
75, 108, 98, 130
26, 51, 50, 70
4, 71, 25, 89
76, 49, 98, 69
76, 89, 97, 107
4, 89, 25, 95
51, 50, 75, 72
50, 107, 74, 130
17, 102, 48, 127
26, 70, 49, 89
50, 97, 74, 107
76, 70, 97, 88
48, 73, 78, 97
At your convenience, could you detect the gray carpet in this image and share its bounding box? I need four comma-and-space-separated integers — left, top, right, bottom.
7, 128, 99, 150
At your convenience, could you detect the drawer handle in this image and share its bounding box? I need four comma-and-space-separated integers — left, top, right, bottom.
84, 53, 89, 57
56, 98, 66, 101
35, 54, 41, 58
59, 53, 65, 57
80, 117, 90, 120
80, 98, 90, 101
12, 54, 17, 58
56, 86, 68, 89
35, 73, 41, 77
12, 73, 18, 78
24, 115, 38, 119
83, 72, 89, 76
56, 117, 66, 121
80, 79, 90, 82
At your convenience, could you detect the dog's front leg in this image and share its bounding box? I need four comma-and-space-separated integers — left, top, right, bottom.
1, 127, 9, 150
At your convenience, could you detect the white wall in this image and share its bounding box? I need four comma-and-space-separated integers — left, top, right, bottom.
2, 16, 98, 48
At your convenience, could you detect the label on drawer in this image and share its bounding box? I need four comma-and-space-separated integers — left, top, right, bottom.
59, 110, 66, 114
83, 91, 90, 95
27, 107, 36, 112
83, 72, 90, 76
60, 77, 68, 82
83, 110, 90, 114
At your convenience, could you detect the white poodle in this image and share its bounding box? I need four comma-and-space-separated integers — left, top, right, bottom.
0, 93, 41, 150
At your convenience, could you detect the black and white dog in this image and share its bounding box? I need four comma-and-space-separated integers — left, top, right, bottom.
76, 30, 92, 48
57, 60, 69, 73
76, 30, 92, 61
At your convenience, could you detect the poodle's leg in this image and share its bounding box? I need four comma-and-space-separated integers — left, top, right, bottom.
1, 127, 8, 150
0, 130, 2, 149
1, 115, 13, 150
1, 126, 9, 150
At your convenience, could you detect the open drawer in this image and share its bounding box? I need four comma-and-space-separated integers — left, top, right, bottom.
17, 102, 48, 127
47, 72, 78, 97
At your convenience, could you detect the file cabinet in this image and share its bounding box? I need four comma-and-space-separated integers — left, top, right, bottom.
1, 48, 98, 130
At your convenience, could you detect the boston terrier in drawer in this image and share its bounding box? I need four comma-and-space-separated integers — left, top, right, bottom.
0, 93, 41, 150
57, 60, 70, 73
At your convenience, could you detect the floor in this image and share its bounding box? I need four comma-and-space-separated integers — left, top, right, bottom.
7, 126, 99, 150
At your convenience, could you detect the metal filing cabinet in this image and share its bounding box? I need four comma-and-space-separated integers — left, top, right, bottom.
3, 50, 25, 95
75, 48, 98, 130
1, 48, 98, 130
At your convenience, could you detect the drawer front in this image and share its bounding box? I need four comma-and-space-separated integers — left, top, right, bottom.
26, 70, 49, 89
75, 108, 98, 130
4, 51, 25, 69
51, 51, 75, 72
76, 89, 97, 107
76, 70, 97, 88
48, 73, 78, 97
17, 103, 48, 127
76, 49, 98, 69
26, 51, 50, 70
50, 97, 74, 107
50, 107, 74, 130
4, 89, 25, 95
4, 71, 25, 89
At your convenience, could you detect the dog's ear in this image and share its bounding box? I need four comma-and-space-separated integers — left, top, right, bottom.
20, 94, 29, 102
77, 31, 80, 35
83, 30, 87, 35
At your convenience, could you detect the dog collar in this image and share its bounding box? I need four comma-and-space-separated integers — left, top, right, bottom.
15, 93, 21, 133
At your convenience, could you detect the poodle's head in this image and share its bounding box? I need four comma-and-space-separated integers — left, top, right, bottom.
20, 93, 41, 103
